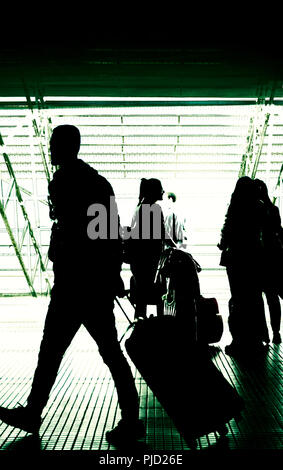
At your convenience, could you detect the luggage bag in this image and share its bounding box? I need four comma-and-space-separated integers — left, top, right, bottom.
196, 296, 224, 344
158, 247, 224, 344
124, 315, 244, 448
116, 247, 243, 448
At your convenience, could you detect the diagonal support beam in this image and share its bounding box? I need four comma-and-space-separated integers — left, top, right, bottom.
251, 113, 270, 179
272, 163, 283, 205
239, 116, 254, 178
0, 199, 37, 297
32, 118, 51, 183
2, 151, 51, 290
0, 174, 48, 209
0, 131, 51, 294
239, 103, 270, 180
25, 92, 51, 184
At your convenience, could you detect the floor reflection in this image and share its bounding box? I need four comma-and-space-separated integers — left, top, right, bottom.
1, 434, 42, 452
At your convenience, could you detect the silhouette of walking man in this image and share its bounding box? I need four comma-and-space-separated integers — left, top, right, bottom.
0, 125, 144, 445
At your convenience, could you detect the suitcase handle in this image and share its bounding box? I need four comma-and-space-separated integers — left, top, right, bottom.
115, 294, 140, 344
115, 295, 133, 325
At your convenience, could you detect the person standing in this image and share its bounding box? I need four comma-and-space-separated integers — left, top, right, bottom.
164, 192, 188, 249
218, 176, 269, 356
255, 179, 282, 344
129, 178, 174, 319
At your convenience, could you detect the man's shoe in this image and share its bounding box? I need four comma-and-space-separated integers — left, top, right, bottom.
0, 405, 41, 434
106, 419, 145, 445
273, 332, 282, 344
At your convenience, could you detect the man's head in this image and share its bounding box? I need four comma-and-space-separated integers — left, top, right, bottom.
167, 192, 176, 203
50, 125, 81, 166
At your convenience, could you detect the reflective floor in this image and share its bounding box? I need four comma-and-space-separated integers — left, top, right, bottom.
0, 293, 282, 456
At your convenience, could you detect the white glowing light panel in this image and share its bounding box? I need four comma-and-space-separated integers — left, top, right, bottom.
0, 100, 282, 294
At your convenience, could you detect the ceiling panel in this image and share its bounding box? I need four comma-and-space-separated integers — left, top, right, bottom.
0, 47, 283, 99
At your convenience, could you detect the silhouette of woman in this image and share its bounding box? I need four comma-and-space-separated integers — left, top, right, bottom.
130, 178, 174, 319
255, 179, 282, 344
218, 176, 269, 355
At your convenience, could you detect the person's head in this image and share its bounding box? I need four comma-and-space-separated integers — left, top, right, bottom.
254, 178, 270, 202
167, 192, 176, 203
231, 176, 256, 204
50, 125, 81, 166
138, 178, 164, 203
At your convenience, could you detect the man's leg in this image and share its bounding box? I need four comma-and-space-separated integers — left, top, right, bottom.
27, 291, 81, 415
83, 298, 144, 442
225, 266, 243, 345
226, 265, 267, 352
265, 289, 282, 343
0, 288, 80, 433
130, 267, 147, 319
84, 303, 139, 422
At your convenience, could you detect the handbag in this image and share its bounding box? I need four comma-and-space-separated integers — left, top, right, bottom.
156, 247, 201, 280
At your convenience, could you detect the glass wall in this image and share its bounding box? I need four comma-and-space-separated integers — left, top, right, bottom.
0, 100, 282, 295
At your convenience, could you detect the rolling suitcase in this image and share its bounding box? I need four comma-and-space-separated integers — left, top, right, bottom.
124, 315, 244, 448
116, 247, 243, 448
158, 247, 224, 344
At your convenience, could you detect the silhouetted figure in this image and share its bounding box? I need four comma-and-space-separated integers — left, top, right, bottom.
129, 178, 174, 319
0, 125, 144, 445
218, 176, 269, 356
164, 192, 188, 249
255, 179, 282, 344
